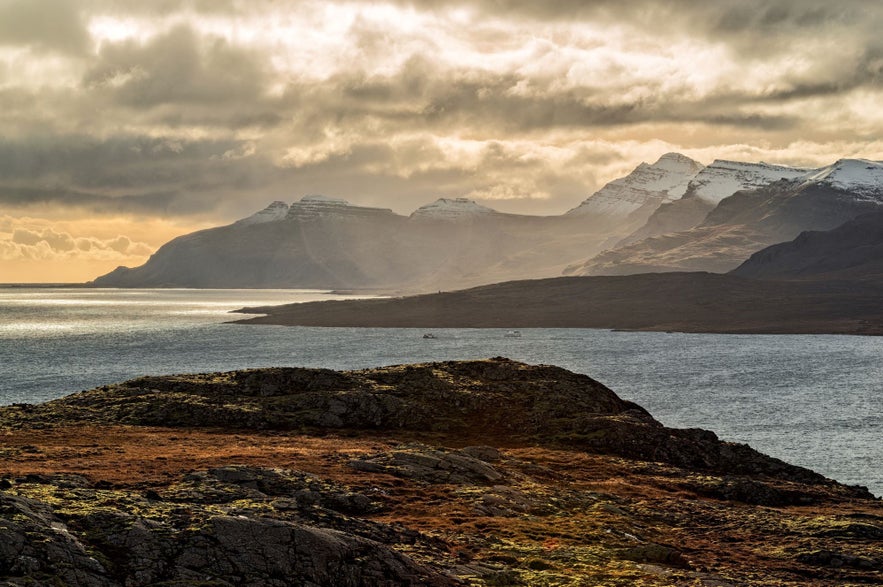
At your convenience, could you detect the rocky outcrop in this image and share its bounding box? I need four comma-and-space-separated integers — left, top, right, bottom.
350, 446, 504, 485
2, 445, 881, 586
0, 468, 456, 587
0, 359, 867, 493
0, 492, 113, 587
2, 360, 882, 586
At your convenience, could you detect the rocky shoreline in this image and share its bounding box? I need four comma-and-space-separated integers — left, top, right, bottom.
1, 359, 881, 586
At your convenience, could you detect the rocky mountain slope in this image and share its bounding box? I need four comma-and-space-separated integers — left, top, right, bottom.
570, 159, 883, 275
91, 196, 615, 292
614, 159, 811, 248
565, 152, 704, 233
2, 359, 881, 586
732, 209, 883, 280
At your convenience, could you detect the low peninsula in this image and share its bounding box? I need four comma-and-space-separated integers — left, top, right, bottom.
232, 273, 883, 335
1, 359, 881, 586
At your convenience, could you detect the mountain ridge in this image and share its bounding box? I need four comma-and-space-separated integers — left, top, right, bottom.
91, 154, 883, 291
570, 160, 883, 276
732, 209, 883, 280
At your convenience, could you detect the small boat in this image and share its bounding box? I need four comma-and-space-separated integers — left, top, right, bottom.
422, 333, 437, 339
504, 330, 522, 338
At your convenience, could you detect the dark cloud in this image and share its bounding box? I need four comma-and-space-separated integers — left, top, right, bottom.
395, 0, 872, 31
1, 0, 880, 225
286, 60, 798, 134
83, 25, 268, 108
0, 135, 253, 189
0, 133, 293, 218
0, 0, 89, 54
0, 185, 178, 215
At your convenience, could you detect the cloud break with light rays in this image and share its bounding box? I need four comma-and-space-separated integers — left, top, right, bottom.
1, 0, 882, 282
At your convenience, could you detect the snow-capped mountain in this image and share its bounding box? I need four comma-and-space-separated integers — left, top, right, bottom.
236, 201, 290, 225
91, 194, 615, 290
567, 153, 704, 218
800, 159, 883, 198
570, 158, 883, 276
615, 159, 813, 247
410, 198, 496, 220
686, 160, 810, 204
285, 195, 396, 220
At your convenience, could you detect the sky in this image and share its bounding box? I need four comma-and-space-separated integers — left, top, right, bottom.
1, 0, 882, 282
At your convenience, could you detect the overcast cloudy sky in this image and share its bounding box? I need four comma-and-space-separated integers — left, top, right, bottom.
2, 0, 882, 281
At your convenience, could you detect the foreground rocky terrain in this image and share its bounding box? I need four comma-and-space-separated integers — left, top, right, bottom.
1, 359, 881, 586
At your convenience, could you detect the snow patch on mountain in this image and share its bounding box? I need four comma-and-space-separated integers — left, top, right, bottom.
236, 201, 290, 225
801, 159, 883, 198
567, 153, 704, 218
410, 198, 496, 220
687, 160, 810, 204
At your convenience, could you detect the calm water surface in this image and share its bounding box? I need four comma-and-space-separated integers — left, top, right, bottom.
1, 288, 881, 496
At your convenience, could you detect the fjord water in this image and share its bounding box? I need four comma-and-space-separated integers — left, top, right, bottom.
1, 288, 881, 496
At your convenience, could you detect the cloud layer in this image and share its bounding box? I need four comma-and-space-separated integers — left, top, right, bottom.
1, 0, 882, 281
0, 221, 151, 269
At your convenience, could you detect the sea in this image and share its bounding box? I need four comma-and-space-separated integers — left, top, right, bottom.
1, 287, 881, 496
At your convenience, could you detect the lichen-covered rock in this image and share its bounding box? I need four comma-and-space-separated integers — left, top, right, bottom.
350, 445, 504, 485
1, 474, 458, 587
0, 493, 113, 587
169, 466, 376, 514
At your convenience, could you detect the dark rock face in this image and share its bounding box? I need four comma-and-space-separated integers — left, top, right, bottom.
0, 493, 113, 587
732, 209, 883, 280
350, 446, 505, 485
0, 468, 456, 587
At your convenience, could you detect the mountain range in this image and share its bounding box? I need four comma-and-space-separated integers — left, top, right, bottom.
91, 154, 883, 291
570, 159, 883, 275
